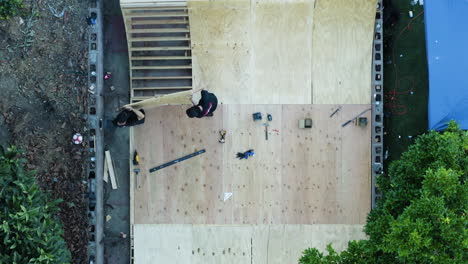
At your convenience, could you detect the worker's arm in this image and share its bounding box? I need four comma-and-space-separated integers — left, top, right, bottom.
123, 105, 145, 120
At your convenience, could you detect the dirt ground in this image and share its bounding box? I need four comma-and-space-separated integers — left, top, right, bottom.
0, 0, 89, 262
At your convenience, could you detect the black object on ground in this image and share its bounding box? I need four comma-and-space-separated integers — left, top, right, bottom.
253, 112, 262, 121
236, 149, 255, 160
149, 149, 206, 173
342, 109, 371, 127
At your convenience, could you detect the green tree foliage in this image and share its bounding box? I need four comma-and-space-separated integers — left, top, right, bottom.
0, 146, 71, 264
299, 121, 468, 264
0, 0, 24, 19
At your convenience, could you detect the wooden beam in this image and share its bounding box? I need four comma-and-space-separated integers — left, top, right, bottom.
131, 19, 188, 25
127, 12, 188, 18
130, 36, 190, 42
132, 76, 192, 80
126, 90, 192, 109
133, 86, 192, 90
105, 150, 118, 190
124, 6, 187, 11
131, 56, 191, 60
132, 65, 192, 70
103, 156, 109, 183
130, 28, 189, 33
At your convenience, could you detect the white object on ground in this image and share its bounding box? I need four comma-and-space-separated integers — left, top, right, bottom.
223, 192, 233, 202
73, 133, 83, 144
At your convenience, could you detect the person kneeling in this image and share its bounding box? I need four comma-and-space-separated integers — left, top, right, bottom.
113, 106, 145, 127
186, 89, 218, 118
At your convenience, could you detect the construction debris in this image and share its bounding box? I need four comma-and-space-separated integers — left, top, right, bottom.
105, 150, 118, 189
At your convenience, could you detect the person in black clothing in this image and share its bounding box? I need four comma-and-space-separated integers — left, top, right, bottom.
186, 89, 218, 118
113, 106, 145, 127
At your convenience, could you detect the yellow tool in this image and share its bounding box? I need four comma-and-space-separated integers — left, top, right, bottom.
219, 130, 227, 143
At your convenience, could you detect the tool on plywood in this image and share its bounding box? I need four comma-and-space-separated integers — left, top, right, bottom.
329, 106, 342, 118
341, 108, 371, 127
133, 150, 140, 165
263, 123, 269, 140
219, 130, 226, 143
252, 112, 262, 121
236, 149, 255, 160
354, 117, 368, 127
299, 118, 313, 129
149, 149, 206, 173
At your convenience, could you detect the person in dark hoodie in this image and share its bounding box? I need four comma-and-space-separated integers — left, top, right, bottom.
186, 89, 218, 118
113, 106, 145, 127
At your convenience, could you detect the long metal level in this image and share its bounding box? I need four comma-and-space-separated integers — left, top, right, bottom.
149, 149, 206, 173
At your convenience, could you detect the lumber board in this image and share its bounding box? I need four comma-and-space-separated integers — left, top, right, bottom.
130, 46, 191, 51
133, 86, 192, 90
132, 65, 192, 70
103, 155, 109, 183
128, 12, 189, 18
130, 36, 190, 42
131, 19, 188, 25
124, 90, 192, 109
105, 150, 118, 190
130, 28, 189, 33
124, 7, 187, 11
131, 56, 191, 60
132, 76, 192, 80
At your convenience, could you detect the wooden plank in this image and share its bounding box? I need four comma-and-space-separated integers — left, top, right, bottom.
131, 19, 188, 25
103, 156, 109, 183
132, 65, 192, 70
132, 76, 192, 80
188, 0, 375, 104
130, 28, 189, 33
121, 0, 187, 8
126, 90, 192, 109
130, 46, 191, 51
124, 7, 187, 11
311, 0, 376, 104
128, 12, 189, 18
131, 56, 191, 60
130, 36, 190, 42
133, 86, 192, 90
105, 150, 118, 190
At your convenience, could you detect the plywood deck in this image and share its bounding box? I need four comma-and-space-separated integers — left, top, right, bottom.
132, 105, 371, 225
134, 224, 367, 264
189, 0, 376, 104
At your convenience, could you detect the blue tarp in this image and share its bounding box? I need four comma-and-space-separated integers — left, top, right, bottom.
425, 1, 468, 131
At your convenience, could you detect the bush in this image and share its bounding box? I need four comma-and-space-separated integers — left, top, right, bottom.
0, 0, 24, 19
299, 121, 468, 264
0, 146, 71, 264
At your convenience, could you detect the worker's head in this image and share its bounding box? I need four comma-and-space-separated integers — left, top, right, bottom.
186, 106, 203, 118
115, 111, 129, 126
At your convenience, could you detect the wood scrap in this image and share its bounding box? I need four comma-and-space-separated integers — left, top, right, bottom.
103, 155, 109, 183
105, 150, 118, 189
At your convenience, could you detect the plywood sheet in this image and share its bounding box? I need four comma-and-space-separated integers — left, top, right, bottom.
134, 224, 367, 264
311, 0, 376, 104
189, 0, 314, 104
133, 105, 371, 225
187, 0, 375, 104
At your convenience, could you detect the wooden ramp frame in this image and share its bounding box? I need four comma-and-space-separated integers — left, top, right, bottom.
122, 0, 193, 102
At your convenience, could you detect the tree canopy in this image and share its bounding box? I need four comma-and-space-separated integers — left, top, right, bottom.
299, 121, 468, 264
0, 146, 71, 264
